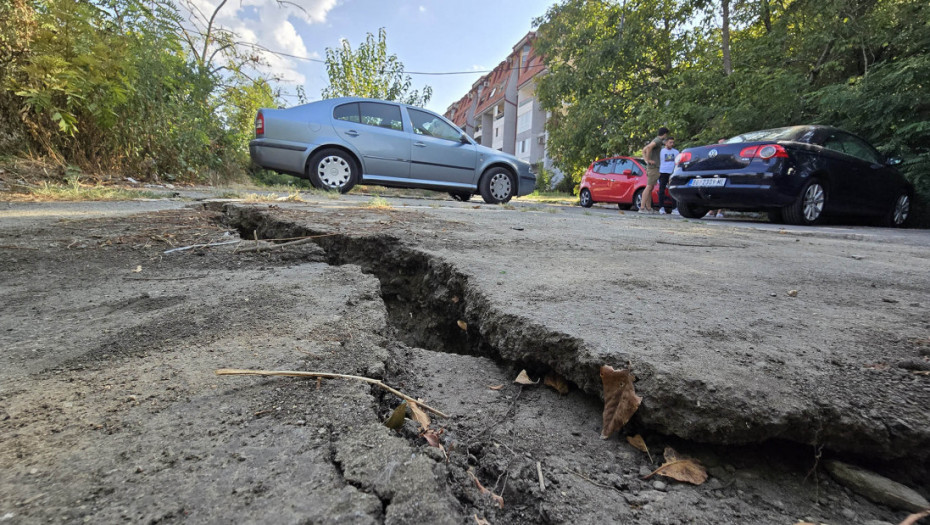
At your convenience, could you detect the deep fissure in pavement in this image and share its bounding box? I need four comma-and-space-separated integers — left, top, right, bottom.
222, 205, 929, 485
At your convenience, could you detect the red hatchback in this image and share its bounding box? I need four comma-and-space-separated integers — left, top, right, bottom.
578, 156, 673, 210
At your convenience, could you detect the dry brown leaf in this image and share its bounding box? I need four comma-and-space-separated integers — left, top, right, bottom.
600, 365, 642, 439
899, 509, 930, 525
132, 265, 142, 273
488, 384, 504, 391
423, 430, 442, 448
383, 401, 407, 430
468, 469, 504, 509
663, 446, 681, 462
457, 320, 468, 331
514, 370, 538, 385
422, 429, 449, 461
914, 371, 930, 376
645, 447, 707, 485
626, 434, 653, 463
473, 513, 490, 525
451, 295, 460, 304
409, 400, 431, 431
543, 372, 570, 395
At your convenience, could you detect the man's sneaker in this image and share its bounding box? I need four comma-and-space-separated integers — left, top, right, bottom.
659, 208, 667, 215
671, 208, 680, 215
715, 212, 725, 218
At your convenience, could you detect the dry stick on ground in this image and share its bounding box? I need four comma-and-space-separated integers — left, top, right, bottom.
215, 368, 449, 418
234, 233, 342, 253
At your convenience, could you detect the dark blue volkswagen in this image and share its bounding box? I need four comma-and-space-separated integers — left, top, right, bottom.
668, 126, 913, 226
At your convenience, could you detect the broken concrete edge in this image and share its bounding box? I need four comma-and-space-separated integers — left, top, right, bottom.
218, 204, 927, 469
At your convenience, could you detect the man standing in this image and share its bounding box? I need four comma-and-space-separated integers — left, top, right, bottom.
640, 127, 669, 213
657, 137, 679, 214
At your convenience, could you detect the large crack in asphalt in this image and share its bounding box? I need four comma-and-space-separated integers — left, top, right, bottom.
222, 204, 928, 477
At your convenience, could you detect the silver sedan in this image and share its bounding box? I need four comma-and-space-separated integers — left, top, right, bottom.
249, 97, 536, 204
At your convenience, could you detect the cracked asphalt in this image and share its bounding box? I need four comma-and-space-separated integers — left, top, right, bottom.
1, 191, 928, 524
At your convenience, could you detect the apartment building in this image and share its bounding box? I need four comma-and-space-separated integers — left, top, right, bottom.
445, 32, 561, 185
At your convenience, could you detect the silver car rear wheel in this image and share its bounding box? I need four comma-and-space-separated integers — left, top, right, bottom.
307, 148, 358, 193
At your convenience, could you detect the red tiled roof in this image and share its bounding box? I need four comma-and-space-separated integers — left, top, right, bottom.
473, 60, 511, 116
443, 32, 548, 125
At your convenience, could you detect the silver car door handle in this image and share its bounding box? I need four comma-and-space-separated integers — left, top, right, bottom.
345, 130, 359, 137
414, 142, 427, 147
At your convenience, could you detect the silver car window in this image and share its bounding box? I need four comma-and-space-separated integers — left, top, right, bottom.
408, 108, 462, 142
334, 102, 360, 123
359, 102, 404, 131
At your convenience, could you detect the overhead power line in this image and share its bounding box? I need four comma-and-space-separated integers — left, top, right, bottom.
236, 40, 539, 76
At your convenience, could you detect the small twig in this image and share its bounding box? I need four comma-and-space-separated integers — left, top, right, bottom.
537, 461, 546, 491
215, 368, 448, 418
235, 232, 340, 253
563, 467, 621, 493
124, 275, 208, 281
655, 240, 745, 248
163, 240, 239, 254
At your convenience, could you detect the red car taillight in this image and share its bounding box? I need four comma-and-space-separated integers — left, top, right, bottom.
739, 144, 788, 159
676, 152, 691, 165
255, 112, 264, 137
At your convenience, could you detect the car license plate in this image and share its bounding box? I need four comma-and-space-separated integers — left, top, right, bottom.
689, 178, 726, 187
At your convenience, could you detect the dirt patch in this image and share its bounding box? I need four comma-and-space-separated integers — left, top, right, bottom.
1, 200, 927, 524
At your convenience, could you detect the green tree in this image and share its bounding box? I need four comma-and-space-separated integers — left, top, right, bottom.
2, 0, 282, 182
321, 27, 432, 106
534, 0, 930, 224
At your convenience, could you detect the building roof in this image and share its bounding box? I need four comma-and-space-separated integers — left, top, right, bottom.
444, 31, 547, 124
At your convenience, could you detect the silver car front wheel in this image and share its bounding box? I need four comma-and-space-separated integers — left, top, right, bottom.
479, 168, 515, 204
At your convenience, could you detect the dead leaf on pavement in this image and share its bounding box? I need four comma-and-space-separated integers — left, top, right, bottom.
544, 372, 569, 395
383, 401, 407, 430
473, 513, 490, 525
468, 469, 504, 509
422, 428, 449, 461
514, 370, 538, 385
457, 320, 468, 331
645, 446, 707, 485
600, 365, 642, 439
488, 384, 504, 390
626, 434, 653, 463
132, 265, 142, 273
451, 295, 460, 303
409, 400, 430, 431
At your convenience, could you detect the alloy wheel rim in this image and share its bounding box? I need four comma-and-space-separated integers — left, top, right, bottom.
581, 190, 590, 206
893, 194, 910, 225
802, 183, 825, 222
317, 156, 351, 188
489, 173, 512, 200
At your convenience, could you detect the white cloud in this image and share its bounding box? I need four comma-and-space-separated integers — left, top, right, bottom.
419, 5, 426, 13
178, 0, 337, 85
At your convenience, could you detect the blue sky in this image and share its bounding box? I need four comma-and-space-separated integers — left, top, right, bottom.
183, 0, 555, 113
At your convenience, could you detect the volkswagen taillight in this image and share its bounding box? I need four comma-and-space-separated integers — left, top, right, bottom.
740, 144, 787, 159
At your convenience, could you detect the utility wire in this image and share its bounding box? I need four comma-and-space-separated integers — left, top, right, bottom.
236, 40, 542, 76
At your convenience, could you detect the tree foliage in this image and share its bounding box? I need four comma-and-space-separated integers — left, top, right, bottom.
0, 0, 279, 182
321, 28, 432, 106
534, 0, 930, 222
